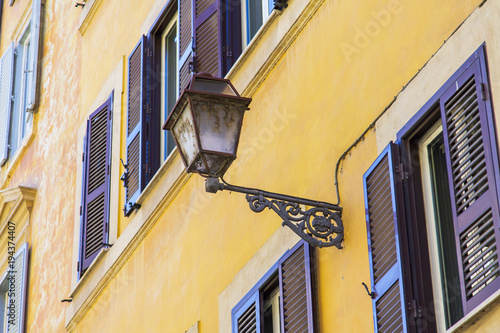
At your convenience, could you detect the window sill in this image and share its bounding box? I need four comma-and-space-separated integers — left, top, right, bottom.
64, 150, 191, 332
448, 289, 500, 333
226, 0, 325, 97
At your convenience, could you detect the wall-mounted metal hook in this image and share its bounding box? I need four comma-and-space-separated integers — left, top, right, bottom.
362, 282, 376, 299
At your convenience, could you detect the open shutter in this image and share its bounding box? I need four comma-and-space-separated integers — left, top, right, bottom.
363, 143, 408, 333
440, 58, 500, 313
278, 240, 314, 332
25, 0, 43, 112
232, 290, 261, 333
124, 36, 149, 216
6, 242, 29, 333
193, 0, 221, 77
179, 0, 193, 91
0, 43, 14, 166
80, 98, 112, 274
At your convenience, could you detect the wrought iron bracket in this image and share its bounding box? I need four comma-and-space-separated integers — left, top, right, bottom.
205, 177, 343, 248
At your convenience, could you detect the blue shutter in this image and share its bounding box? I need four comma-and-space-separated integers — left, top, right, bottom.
124, 36, 148, 216
0, 43, 15, 166
192, 0, 221, 77
80, 97, 112, 275
6, 242, 29, 333
278, 240, 314, 333
363, 143, 408, 332
179, 0, 193, 91
232, 290, 261, 333
439, 58, 500, 313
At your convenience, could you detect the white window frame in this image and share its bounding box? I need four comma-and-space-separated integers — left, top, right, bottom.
419, 122, 465, 332
241, 0, 272, 48
160, 13, 179, 162
12, 25, 33, 153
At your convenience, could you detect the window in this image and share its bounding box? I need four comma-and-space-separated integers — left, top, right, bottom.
160, 13, 179, 162
241, 0, 272, 46
10, 26, 33, 156
122, 0, 288, 215
232, 241, 315, 332
79, 96, 113, 277
0, 0, 42, 167
363, 45, 500, 332
419, 124, 464, 330
123, 2, 180, 216
0, 243, 29, 333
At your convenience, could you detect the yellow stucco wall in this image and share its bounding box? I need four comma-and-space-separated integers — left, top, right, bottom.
3, 0, 498, 331
69, 0, 492, 332
1, 0, 82, 332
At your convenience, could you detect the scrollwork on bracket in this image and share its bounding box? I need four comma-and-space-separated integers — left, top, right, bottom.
246, 194, 344, 248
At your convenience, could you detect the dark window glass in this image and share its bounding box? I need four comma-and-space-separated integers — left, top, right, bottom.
247, 0, 263, 42
428, 132, 464, 328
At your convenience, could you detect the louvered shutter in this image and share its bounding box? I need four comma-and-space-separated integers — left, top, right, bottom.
439, 58, 500, 313
278, 240, 314, 332
124, 36, 149, 216
233, 290, 261, 333
193, 0, 221, 77
363, 143, 408, 333
6, 242, 29, 333
25, 0, 43, 112
0, 43, 14, 166
80, 98, 112, 274
179, 0, 193, 91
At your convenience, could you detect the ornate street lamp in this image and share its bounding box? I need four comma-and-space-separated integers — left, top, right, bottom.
164, 74, 343, 248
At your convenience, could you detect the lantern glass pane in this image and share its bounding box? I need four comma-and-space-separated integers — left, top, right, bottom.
191, 78, 237, 96
172, 103, 200, 166
196, 103, 242, 155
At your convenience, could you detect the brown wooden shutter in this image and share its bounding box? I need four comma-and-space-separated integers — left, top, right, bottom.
279, 241, 315, 332
80, 96, 112, 275
363, 143, 408, 332
193, 0, 221, 77
124, 36, 149, 216
440, 58, 500, 313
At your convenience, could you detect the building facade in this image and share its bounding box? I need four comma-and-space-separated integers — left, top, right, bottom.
0, 0, 499, 332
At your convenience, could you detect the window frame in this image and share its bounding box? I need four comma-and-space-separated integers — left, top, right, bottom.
10, 24, 33, 156
394, 43, 500, 332
160, 11, 179, 162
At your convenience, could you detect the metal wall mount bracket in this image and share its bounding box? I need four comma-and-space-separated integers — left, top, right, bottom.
205, 177, 344, 248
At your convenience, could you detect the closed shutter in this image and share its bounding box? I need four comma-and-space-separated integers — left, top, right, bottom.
179, 0, 193, 91
80, 97, 112, 274
25, 0, 43, 112
233, 290, 261, 333
440, 58, 500, 313
6, 242, 29, 333
363, 143, 408, 333
0, 43, 15, 166
278, 241, 314, 332
124, 36, 149, 216
193, 0, 221, 77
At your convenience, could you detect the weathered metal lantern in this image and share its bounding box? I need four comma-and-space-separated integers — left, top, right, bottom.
163, 73, 252, 178
163, 74, 344, 249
